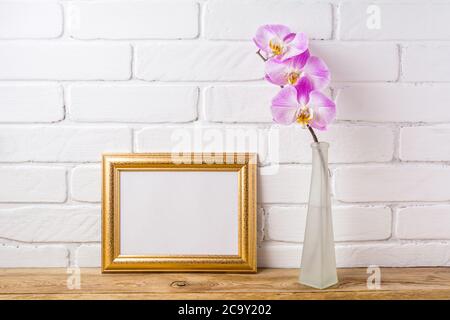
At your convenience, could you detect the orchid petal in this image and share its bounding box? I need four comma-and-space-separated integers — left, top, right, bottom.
271, 86, 299, 125
308, 91, 336, 131
264, 74, 277, 85
268, 24, 291, 39
265, 51, 311, 86
265, 59, 288, 86
295, 77, 314, 106
253, 24, 291, 54
290, 50, 311, 70
282, 32, 308, 60
283, 32, 296, 43
303, 56, 330, 90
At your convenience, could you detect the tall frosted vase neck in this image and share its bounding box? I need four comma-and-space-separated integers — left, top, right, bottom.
311, 142, 329, 173
299, 142, 338, 289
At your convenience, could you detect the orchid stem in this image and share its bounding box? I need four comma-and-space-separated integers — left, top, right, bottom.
307, 124, 328, 176
307, 125, 319, 143
256, 50, 268, 62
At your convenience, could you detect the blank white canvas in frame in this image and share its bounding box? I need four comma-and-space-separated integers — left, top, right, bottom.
119, 170, 239, 256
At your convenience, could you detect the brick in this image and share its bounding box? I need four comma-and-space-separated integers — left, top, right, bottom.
0, 166, 66, 203
258, 242, 301, 268
403, 44, 450, 81
0, 43, 131, 80
400, 126, 450, 161
204, 85, 275, 123
340, 3, 450, 40
268, 125, 394, 163
0, 84, 63, 122
75, 244, 100, 267
310, 42, 398, 81
71, 165, 101, 202
0, 206, 100, 242
135, 42, 263, 81
258, 242, 450, 267
205, 0, 332, 40
68, 84, 198, 123
0, 126, 131, 162
0, 245, 68, 267
69, 1, 198, 39
335, 166, 450, 202
397, 206, 450, 240
135, 126, 268, 162
259, 165, 310, 204
266, 206, 391, 242
0, 1, 62, 39
336, 84, 450, 122
336, 243, 450, 267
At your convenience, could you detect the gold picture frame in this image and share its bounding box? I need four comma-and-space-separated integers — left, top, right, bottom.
102, 153, 257, 273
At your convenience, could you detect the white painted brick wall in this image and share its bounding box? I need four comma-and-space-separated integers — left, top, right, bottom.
68, 1, 199, 39
0, 245, 68, 267
400, 126, 450, 161
68, 84, 198, 123
0, 1, 63, 39
310, 42, 398, 81
265, 206, 391, 242
339, 3, 450, 40
205, 0, 332, 40
335, 166, 450, 202
0, 83, 64, 123
71, 165, 101, 203
259, 242, 450, 268
0, 167, 66, 203
135, 42, 263, 81
336, 84, 450, 123
402, 44, 450, 82
0, 206, 100, 242
0, 127, 131, 162
397, 206, 450, 240
75, 245, 101, 268
204, 85, 276, 123
0, 0, 449, 268
268, 125, 394, 163
135, 126, 268, 162
0, 43, 131, 80
259, 166, 311, 204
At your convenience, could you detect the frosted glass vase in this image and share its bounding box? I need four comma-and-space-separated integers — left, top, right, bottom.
299, 142, 338, 289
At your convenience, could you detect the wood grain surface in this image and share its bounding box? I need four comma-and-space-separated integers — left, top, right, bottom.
0, 268, 449, 300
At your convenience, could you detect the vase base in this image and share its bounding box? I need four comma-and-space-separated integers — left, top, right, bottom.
298, 277, 338, 290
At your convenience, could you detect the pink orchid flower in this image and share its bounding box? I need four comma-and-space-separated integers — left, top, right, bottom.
271, 78, 336, 130
265, 51, 330, 89
253, 24, 308, 61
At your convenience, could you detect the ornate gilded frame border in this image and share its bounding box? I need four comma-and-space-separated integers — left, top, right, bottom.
102, 153, 257, 273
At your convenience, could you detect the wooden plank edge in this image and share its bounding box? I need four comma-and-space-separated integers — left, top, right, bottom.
1, 290, 450, 300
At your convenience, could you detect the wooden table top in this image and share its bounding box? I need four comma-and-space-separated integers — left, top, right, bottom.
0, 268, 449, 300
